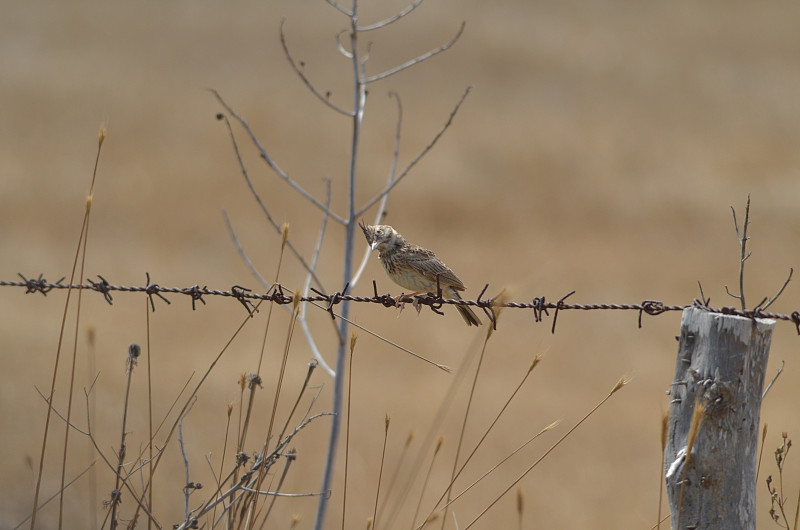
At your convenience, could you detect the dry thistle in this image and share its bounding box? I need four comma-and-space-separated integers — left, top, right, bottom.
238, 373, 248, 391
350, 331, 358, 354
126, 343, 141, 373
98, 126, 106, 147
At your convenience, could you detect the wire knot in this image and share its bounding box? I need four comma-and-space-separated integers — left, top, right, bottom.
186, 285, 207, 310
638, 300, 665, 328
88, 275, 114, 305
18, 273, 61, 296
145, 272, 171, 311
231, 285, 256, 314
531, 296, 549, 323
791, 311, 800, 335
324, 283, 349, 320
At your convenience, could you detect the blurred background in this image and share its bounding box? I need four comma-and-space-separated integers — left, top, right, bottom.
2, 0, 800, 528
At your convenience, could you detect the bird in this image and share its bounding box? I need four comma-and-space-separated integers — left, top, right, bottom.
359, 221, 482, 326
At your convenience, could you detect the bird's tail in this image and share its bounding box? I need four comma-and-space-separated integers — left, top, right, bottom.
452, 291, 482, 327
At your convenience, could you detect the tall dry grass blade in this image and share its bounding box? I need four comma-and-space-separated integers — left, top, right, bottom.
757, 423, 768, 480
110, 345, 142, 530
428, 354, 541, 519
383, 333, 486, 528
372, 415, 391, 530
86, 325, 98, 530
247, 292, 302, 526
676, 398, 706, 527
260, 448, 297, 529
657, 410, 669, 530
440, 332, 492, 530
212, 402, 236, 525
342, 333, 358, 530
427, 421, 559, 527
410, 436, 443, 530
30, 128, 105, 530
377, 430, 414, 524
145, 299, 154, 530
462, 378, 629, 530
129, 299, 265, 526
13, 461, 97, 530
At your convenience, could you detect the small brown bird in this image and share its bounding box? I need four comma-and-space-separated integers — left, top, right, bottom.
360, 221, 482, 326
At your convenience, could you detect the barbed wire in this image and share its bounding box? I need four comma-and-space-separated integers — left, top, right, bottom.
4, 272, 800, 334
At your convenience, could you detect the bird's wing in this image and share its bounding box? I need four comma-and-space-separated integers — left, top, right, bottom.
400, 245, 466, 291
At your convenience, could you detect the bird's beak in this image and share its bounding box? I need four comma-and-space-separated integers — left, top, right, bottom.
370, 241, 378, 251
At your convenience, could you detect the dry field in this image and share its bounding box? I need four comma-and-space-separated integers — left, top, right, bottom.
2, 1, 800, 528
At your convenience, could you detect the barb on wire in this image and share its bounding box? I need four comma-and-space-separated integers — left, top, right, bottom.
87, 275, 113, 305
144, 272, 171, 312
6, 273, 800, 334
17, 273, 64, 296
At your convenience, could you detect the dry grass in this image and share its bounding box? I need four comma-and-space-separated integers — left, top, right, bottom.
2, 1, 800, 528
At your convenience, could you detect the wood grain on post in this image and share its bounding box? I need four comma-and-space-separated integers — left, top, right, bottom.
665, 307, 774, 530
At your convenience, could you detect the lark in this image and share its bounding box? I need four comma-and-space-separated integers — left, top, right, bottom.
359, 221, 482, 326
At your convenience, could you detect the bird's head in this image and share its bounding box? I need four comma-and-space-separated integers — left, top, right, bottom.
359, 221, 402, 251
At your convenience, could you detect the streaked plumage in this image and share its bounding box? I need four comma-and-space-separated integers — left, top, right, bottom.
360, 222, 482, 326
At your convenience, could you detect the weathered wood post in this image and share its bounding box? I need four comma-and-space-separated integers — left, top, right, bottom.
665, 307, 774, 529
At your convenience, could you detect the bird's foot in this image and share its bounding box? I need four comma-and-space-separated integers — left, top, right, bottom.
394, 292, 420, 316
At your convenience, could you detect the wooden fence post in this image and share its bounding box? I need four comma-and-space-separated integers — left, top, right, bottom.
665, 307, 775, 529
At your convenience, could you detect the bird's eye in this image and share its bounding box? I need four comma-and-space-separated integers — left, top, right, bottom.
376, 229, 383, 236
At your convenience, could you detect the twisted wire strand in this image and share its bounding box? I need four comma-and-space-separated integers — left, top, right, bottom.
3, 274, 800, 333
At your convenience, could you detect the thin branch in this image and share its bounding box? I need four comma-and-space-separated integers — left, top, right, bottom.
336, 29, 353, 59
357, 86, 472, 217
216, 110, 330, 289
178, 397, 198, 524
325, 0, 352, 16
223, 209, 271, 291
13, 461, 98, 530
211, 89, 346, 224
352, 92, 403, 288
280, 19, 353, 116
764, 267, 793, 311
729, 195, 751, 310
36, 385, 162, 528
357, 0, 424, 31
300, 318, 336, 377
762, 360, 785, 400
364, 22, 465, 83
240, 487, 324, 497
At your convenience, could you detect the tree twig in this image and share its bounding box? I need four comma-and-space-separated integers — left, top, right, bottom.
365, 22, 465, 83
357, 86, 472, 217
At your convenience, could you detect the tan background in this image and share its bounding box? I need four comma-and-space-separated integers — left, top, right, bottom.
2, 1, 800, 528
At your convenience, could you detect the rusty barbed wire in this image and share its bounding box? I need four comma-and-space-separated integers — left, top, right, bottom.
3, 273, 800, 334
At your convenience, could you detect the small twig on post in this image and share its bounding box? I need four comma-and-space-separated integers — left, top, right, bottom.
726, 195, 752, 310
